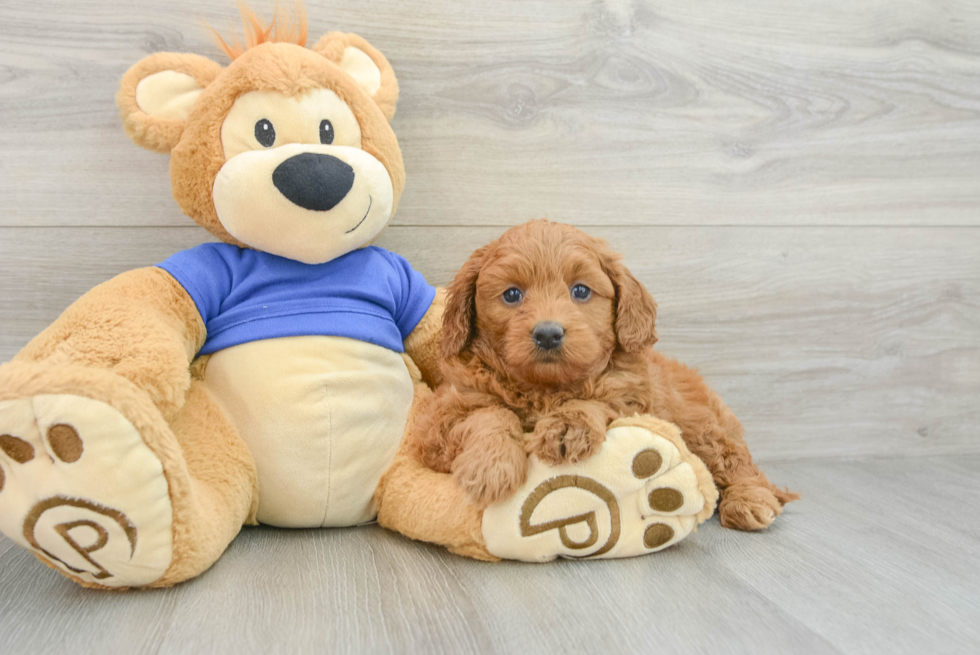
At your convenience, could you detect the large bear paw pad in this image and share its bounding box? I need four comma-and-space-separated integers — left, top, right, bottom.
0, 395, 172, 587
481, 420, 715, 561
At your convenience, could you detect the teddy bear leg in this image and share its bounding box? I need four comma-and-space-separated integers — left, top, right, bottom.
375, 382, 498, 561
377, 404, 720, 563
482, 414, 719, 562
152, 379, 258, 586
376, 448, 497, 561
0, 362, 256, 589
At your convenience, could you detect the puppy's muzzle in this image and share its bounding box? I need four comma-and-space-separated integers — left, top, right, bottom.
272, 153, 355, 211
532, 321, 565, 351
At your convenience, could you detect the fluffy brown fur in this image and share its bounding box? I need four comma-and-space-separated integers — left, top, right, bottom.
210, 2, 309, 60
415, 220, 798, 530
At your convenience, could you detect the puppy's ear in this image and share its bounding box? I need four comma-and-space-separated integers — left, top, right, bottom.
117, 53, 223, 153
442, 245, 488, 359
312, 32, 399, 121
605, 254, 658, 352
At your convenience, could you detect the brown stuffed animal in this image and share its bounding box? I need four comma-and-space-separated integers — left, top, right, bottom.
0, 3, 465, 588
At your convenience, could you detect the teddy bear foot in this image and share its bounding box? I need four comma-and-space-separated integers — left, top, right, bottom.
481, 416, 718, 562
0, 394, 173, 588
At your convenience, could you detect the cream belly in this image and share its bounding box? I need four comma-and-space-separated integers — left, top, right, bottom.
200, 336, 415, 528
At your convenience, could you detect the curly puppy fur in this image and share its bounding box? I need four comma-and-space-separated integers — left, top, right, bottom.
414, 219, 798, 530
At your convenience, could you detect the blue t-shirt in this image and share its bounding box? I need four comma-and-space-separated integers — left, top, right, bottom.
157, 243, 436, 356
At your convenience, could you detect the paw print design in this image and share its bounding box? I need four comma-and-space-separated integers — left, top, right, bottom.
0, 395, 173, 587
482, 416, 718, 561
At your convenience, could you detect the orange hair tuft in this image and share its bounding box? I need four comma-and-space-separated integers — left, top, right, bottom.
209, 1, 308, 60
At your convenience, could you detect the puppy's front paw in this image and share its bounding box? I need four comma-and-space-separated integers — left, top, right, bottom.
527, 415, 605, 465
452, 439, 528, 508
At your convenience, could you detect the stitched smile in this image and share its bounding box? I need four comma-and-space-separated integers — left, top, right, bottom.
345, 196, 372, 234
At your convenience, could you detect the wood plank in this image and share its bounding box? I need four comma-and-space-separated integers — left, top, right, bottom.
0, 456, 977, 654
701, 456, 980, 655
1, 0, 979, 227
0, 224, 976, 461
0, 527, 834, 655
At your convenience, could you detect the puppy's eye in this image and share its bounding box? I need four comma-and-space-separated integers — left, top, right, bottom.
502, 288, 523, 305
571, 284, 592, 301
319, 119, 334, 145
254, 119, 276, 147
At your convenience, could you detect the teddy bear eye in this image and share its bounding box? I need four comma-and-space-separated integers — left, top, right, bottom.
319, 119, 334, 145
502, 288, 523, 305
254, 119, 276, 147
571, 284, 592, 301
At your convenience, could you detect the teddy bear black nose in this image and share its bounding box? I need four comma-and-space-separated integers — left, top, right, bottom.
532, 321, 565, 351
272, 152, 355, 211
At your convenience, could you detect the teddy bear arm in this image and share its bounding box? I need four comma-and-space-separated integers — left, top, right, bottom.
13, 267, 206, 421
402, 287, 446, 388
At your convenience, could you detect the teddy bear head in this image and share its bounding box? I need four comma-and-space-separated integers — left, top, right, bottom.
117, 4, 404, 265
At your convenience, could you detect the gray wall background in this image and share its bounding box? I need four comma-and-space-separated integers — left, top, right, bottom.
1, 0, 977, 464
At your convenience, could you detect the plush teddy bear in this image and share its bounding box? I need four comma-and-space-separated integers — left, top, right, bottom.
0, 4, 717, 588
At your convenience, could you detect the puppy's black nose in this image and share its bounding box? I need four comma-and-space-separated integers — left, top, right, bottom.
532, 321, 565, 351
273, 153, 355, 211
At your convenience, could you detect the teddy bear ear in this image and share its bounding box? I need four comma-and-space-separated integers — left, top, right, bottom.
117, 52, 224, 153
311, 32, 399, 121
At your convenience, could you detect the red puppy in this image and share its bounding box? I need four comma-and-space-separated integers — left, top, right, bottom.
414, 220, 797, 530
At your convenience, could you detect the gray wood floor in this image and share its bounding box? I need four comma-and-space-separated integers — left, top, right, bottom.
0, 0, 978, 653
2, 456, 978, 654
